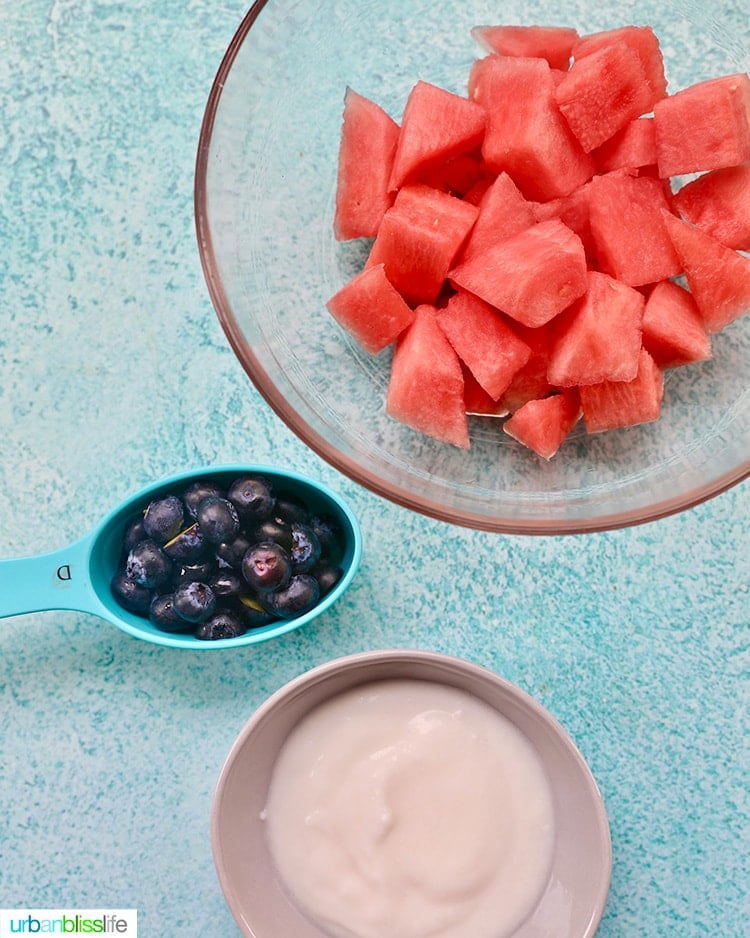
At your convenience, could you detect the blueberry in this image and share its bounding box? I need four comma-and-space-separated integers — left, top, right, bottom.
163, 522, 208, 563
111, 570, 152, 613
173, 581, 217, 624
242, 541, 291, 592
252, 515, 293, 552
227, 475, 276, 522
125, 539, 172, 589
143, 495, 185, 545
274, 494, 310, 525
312, 562, 343, 596
236, 594, 278, 629
195, 609, 247, 641
122, 514, 148, 553
209, 570, 244, 598
310, 514, 343, 564
172, 559, 217, 587
183, 479, 226, 519
195, 496, 241, 545
290, 522, 321, 572
260, 574, 320, 619
215, 533, 252, 570
149, 593, 189, 632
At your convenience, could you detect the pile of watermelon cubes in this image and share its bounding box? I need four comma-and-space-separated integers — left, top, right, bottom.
326, 23, 750, 458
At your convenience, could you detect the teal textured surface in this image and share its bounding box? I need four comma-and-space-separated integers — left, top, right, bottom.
0, 2, 747, 937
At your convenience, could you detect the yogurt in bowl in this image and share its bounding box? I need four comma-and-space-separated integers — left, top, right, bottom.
211, 650, 612, 938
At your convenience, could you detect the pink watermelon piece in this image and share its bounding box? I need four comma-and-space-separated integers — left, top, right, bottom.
547, 269, 645, 387
386, 305, 470, 449
555, 42, 654, 153
457, 171, 536, 263
435, 290, 531, 400
653, 73, 750, 178
661, 210, 750, 333
463, 365, 509, 416
334, 88, 400, 240
671, 162, 750, 252
417, 151, 488, 198
580, 348, 664, 433
498, 322, 556, 413
450, 217, 588, 328
572, 25, 668, 103
326, 263, 416, 354
367, 184, 478, 307
588, 171, 682, 286
531, 180, 597, 262
469, 54, 595, 201
503, 390, 582, 459
388, 80, 487, 191
592, 117, 657, 174
641, 279, 712, 369
470, 24, 579, 71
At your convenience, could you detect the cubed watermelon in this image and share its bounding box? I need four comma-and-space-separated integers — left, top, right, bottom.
641, 279, 712, 368
334, 88, 400, 240
326, 263, 416, 354
555, 42, 654, 152
457, 171, 536, 263
579, 348, 664, 433
661, 209, 750, 333
367, 184, 478, 307
572, 25, 668, 102
592, 117, 657, 174
547, 269, 645, 387
588, 171, 682, 286
386, 305, 469, 449
435, 290, 531, 400
531, 180, 597, 262
463, 365, 509, 417
450, 217, 588, 328
498, 322, 556, 413
388, 80, 487, 191
503, 390, 582, 459
470, 24, 579, 71
671, 162, 750, 251
469, 54, 595, 200
653, 73, 750, 177
417, 151, 488, 198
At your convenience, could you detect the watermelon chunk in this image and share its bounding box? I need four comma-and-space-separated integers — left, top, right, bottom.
435, 290, 531, 400
653, 73, 750, 178
661, 210, 750, 333
463, 365, 509, 416
580, 348, 664, 433
531, 181, 597, 263
588, 171, 682, 286
326, 263, 416, 354
547, 269, 645, 387
417, 151, 488, 198
469, 54, 595, 200
386, 305, 469, 449
641, 279, 712, 369
470, 24, 579, 71
498, 322, 556, 413
457, 171, 536, 263
388, 80, 487, 191
450, 217, 588, 328
334, 88, 400, 240
503, 390, 582, 459
592, 117, 657, 174
572, 25, 668, 103
367, 184, 478, 307
555, 42, 654, 152
671, 162, 750, 251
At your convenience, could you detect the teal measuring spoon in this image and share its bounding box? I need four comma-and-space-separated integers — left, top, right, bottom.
0, 465, 362, 649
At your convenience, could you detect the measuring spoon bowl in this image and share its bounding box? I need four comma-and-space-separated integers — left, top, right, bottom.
0, 464, 362, 649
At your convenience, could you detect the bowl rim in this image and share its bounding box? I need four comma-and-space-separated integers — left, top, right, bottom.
194, 3, 750, 536
211, 648, 613, 938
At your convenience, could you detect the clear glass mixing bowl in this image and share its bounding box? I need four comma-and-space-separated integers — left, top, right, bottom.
195, 0, 749, 534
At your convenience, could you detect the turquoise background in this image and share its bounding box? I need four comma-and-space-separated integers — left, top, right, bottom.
0, 2, 747, 936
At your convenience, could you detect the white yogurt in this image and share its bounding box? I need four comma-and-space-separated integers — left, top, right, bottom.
262, 679, 555, 938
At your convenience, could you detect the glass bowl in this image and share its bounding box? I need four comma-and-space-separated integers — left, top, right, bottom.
195, 0, 749, 534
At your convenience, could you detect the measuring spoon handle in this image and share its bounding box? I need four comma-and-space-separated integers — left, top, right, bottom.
0, 536, 96, 619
